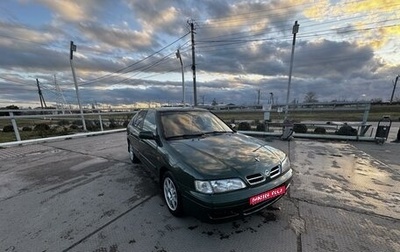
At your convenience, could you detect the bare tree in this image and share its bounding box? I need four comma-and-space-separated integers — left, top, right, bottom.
371, 98, 383, 103
304, 92, 318, 103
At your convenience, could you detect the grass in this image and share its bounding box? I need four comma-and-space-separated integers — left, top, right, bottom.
214, 104, 400, 123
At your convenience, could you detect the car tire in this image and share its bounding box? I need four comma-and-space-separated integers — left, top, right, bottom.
128, 141, 140, 164
162, 172, 183, 217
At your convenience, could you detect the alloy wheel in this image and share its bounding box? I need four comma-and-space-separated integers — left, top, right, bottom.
163, 177, 178, 211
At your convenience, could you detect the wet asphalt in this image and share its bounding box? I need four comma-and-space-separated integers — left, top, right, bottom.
0, 132, 399, 252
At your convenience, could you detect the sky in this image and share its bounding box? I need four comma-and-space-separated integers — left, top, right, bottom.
0, 0, 399, 109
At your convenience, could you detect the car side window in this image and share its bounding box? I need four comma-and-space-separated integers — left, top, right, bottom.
132, 110, 146, 129
142, 110, 156, 133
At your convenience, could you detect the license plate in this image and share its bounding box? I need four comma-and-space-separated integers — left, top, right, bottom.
249, 185, 286, 206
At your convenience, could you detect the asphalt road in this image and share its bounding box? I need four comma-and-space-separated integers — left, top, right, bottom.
0, 132, 399, 252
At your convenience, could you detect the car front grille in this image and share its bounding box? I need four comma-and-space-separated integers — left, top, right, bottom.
246, 173, 266, 185
269, 165, 281, 179
245, 165, 281, 185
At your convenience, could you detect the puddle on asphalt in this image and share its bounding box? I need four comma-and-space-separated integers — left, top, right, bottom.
292, 141, 399, 218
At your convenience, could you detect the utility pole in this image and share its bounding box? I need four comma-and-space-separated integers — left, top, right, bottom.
176, 49, 185, 107
36, 78, 47, 109
284, 21, 300, 121
54, 74, 68, 114
189, 20, 197, 106
390, 75, 399, 103
70, 41, 87, 131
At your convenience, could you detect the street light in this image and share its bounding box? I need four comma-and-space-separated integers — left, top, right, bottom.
269, 92, 274, 105
284, 21, 300, 121
70, 41, 87, 131
176, 49, 185, 107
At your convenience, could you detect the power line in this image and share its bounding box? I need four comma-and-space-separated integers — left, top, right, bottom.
81, 40, 193, 86
197, 15, 400, 45
79, 32, 190, 85
194, 19, 400, 55
194, 0, 400, 46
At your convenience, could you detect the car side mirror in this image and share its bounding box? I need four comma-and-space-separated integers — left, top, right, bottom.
139, 131, 155, 140
139, 131, 163, 147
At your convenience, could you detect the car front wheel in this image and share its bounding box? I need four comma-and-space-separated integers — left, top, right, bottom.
128, 141, 140, 164
162, 172, 183, 217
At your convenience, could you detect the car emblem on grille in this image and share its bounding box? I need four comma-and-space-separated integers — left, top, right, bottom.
255, 156, 260, 162
265, 169, 271, 176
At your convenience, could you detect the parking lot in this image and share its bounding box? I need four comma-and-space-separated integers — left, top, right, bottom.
0, 132, 399, 252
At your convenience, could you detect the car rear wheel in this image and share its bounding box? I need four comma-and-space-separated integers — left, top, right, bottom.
162, 172, 183, 217
128, 142, 140, 164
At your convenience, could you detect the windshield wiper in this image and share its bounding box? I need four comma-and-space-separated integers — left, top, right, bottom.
203, 130, 231, 135
165, 133, 205, 140
166, 131, 232, 140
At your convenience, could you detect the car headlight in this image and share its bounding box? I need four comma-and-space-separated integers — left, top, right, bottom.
281, 155, 291, 173
195, 178, 246, 194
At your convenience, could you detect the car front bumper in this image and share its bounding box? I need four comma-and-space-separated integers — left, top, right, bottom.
182, 169, 293, 221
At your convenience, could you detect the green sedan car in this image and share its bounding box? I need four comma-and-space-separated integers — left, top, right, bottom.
127, 107, 292, 221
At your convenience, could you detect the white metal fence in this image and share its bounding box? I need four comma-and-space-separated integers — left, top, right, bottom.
0, 108, 136, 143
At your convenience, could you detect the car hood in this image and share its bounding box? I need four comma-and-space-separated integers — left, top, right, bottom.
168, 133, 285, 179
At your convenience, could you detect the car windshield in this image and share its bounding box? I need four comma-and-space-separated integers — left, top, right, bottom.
160, 110, 233, 139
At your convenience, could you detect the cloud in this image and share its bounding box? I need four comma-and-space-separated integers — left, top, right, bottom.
0, 41, 69, 71
125, 0, 182, 35
38, 0, 90, 22
295, 39, 375, 77
0, 21, 55, 45
303, 0, 400, 50
303, 0, 331, 21
340, 0, 399, 13
77, 22, 156, 51
0, 0, 399, 108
